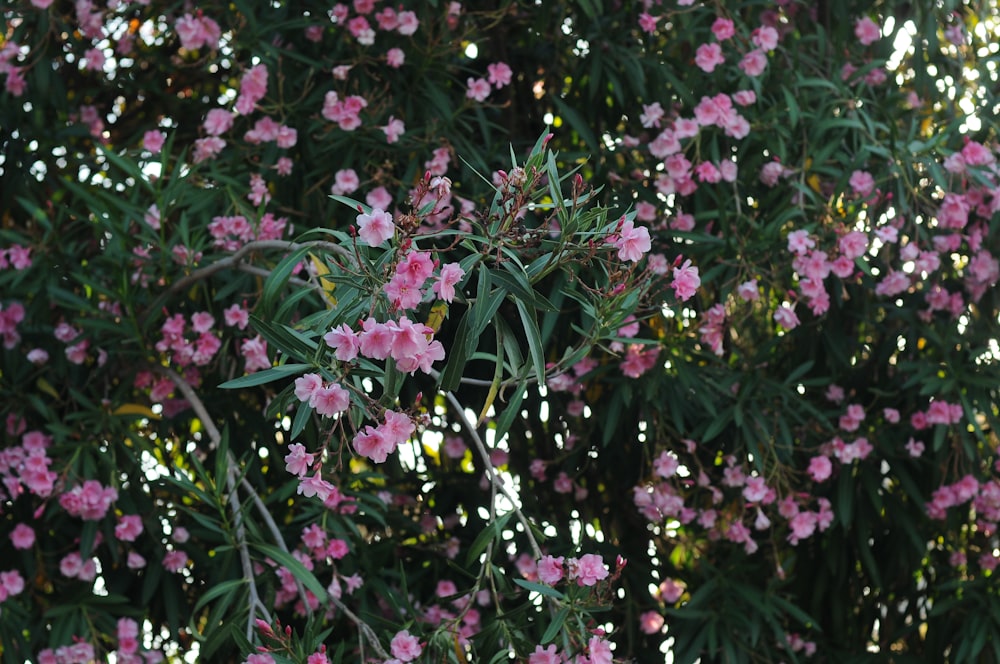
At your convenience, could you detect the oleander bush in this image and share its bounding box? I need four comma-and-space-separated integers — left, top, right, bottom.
2, 1, 1000, 662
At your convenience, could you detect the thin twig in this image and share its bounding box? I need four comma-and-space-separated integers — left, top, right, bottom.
161, 363, 392, 655
142, 239, 351, 324
162, 367, 272, 640
442, 390, 543, 560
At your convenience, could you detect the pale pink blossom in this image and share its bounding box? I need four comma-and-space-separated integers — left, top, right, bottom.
433, 263, 465, 302
572, 553, 608, 587
466, 77, 491, 102
311, 383, 350, 417
10, 523, 35, 549
115, 515, 144, 542
537, 555, 564, 585
143, 130, 166, 152
162, 550, 189, 573
610, 218, 651, 262
487, 62, 513, 88
386, 48, 405, 68
382, 116, 405, 144
672, 259, 700, 301
774, 304, 800, 330
739, 49, 768, 76
390, 630, 422, 662
284, 443, 314, 477
855, 16, 881, 45
529, 645, 562, 664
694, 43, 725, 73
357, 208, 395, 246
324, 323, 361, 361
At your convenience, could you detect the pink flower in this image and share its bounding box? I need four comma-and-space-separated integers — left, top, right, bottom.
807, 456, 833, 482
487, 62, 513, 88
384, 274, 424, 310
751, 25, 779, 51
787, 229, 814, 255
284, 443, 314, 477
162, 550, 189, 573
176, 14, 221, 51
694, 43, 725, 73
529, 644, 562, 664
127, 552, 147, 569
433, 263, 465, 302
610, 218, 651, 262
223, 304, 249, 329
382, 116, 405, 144
839, 230, 869, 260
245, 655, 276, 664
1, 570, 25, 597
787, 511, 818, 544
587, 635, 613, 664
203, 108, 234, 136
330, 168, 360, 196
639, 610, 665, 634
143, 130, 166, 152
357, 208, 395, 246
672, 259, 700, 301
906, 438, 925, 457
324, 323, 361, 361
311, 383, 350, 417
537, 555, 564, 585
294, 373, 323, 404
390, 630, 422, 662
638, 13, 659, 35
711, 17, 735, 40
849, 170, 875, 197
298, 471, 334, 501
358, 318, 395, 359
732, 89, 756, 106
855, 16, 881, 45
10, 523, 35, 549
396, 10, 419, 35
739, 49, 768, 76
774, 305, 800, 330
466, 77, 491, 102
353, 426, 392, 463
115, 515, 144, 542
386, 47, 405, 68
572, 553, 608, 587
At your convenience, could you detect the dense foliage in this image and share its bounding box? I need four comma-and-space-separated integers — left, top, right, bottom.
2, 0, 1000, 662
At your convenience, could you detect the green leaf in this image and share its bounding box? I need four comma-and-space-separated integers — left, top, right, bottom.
513, 578, 564, 600
466, 512, 513, 566
541, 606, 569, 644
515, 299, 546, 387
192, 578, 247, 615
252, 542, 328, 603
219, 363, 312, 389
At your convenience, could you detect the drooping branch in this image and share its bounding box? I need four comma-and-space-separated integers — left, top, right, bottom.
144, 239, 352, 320
161, 366, 390, 657
162, 367, 273, 640
443, 389, 544, 561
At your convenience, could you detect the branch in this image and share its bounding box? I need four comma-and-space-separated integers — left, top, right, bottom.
144, 239, 351, 320
162, 367, 272, 640
443, 390, 544, 561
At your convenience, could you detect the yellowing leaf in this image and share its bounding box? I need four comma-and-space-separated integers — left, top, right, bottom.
425, 302, 448, 333
310, 254, 337, 308
36, 378, 60, 400
113, 403, 161, 420
806, 173, 822, 193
